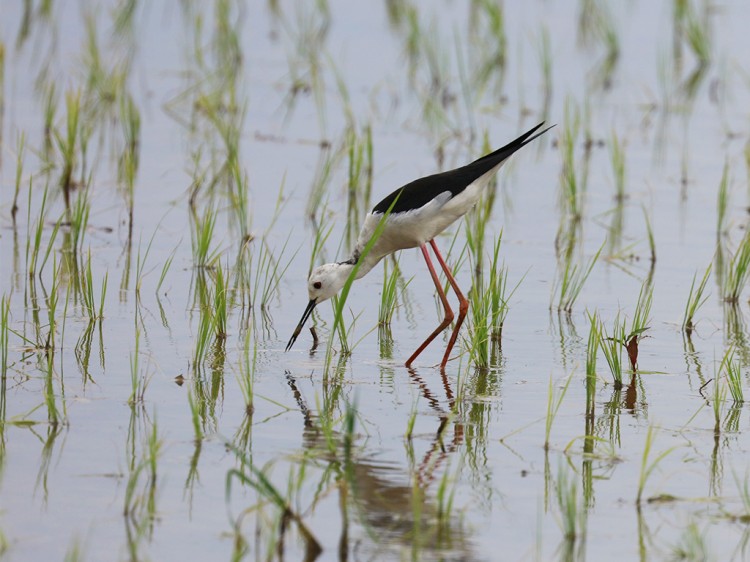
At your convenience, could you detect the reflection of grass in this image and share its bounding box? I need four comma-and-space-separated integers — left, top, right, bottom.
716, 162, 729, 239
545, 374, 572, 450
610, 131, 626, 202
555, 461, 586, 561
636, 425, 676, 505
720, 348, 743, 404
586, 311, 599, 416
226, 446, 322, 559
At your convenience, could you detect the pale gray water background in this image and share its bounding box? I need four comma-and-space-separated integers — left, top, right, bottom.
2, 1, 750, 560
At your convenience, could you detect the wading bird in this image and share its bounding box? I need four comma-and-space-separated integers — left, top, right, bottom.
286, 122, 553, 367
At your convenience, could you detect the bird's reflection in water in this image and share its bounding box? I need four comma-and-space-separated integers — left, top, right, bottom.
284, 369, 474, 561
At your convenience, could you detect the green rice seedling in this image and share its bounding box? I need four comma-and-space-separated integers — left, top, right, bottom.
682, 263, 711, 333
630, 279, 653, 336
42, 258, 63, 351
345, 125, 373, 249
642, 206, 656, 264
11, 132, 25, 224
468, 265, 492, 369
278, 1, 330, 130
1, 295, 9, 379
133, 233, 155, 298
155, 243, 179, 296
610, 131, 626, 202
636, 425, 676, 505
25, 182, 60, 279
145, 414, 162, 489
212, 262, 229, 340
555, 242, 603, 313
251, 235, 298, 311
537, 27, 553, 120
227, 153, 251, 241
593, 8, 620, 90
544, 373, 573, 450
42, 82, 58, 157
306, 147, 343, 223
488, 235, 524, 341
378, 257, 411, 327
190, 204, 220, 269
466, 236, 523, 368
69, 187, 91, 256
469, 0, 507, 98
80, 250, 107, 319
684, 1, 711, 64
600, 313, 626, 389
119, 94, 141, 234
307, 208, 334, 276
716, 161, 729, 239
113, 0, 138, 35
464, 165, 496, 272
128, 328, 151, 404
722, 229, 750, 303
585, 311, 599, 417
56, 90, 81, 214
720, 347, 743, 404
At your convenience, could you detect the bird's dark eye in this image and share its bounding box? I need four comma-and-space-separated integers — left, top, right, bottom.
313, 281, 322, 289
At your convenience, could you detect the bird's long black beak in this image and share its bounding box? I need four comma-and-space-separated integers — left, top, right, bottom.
285, 299, 317, 351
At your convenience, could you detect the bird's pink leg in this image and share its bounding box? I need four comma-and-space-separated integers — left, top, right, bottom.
429, 240, 469, 368
405, 244, 455, 368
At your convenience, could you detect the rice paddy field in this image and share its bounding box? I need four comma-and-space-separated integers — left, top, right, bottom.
3, 1, 750, 560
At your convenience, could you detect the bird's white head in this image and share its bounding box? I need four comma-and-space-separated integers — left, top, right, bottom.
307, 262, 352, 304
285, 262, 354, 351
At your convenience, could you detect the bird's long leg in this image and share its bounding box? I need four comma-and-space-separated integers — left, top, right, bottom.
405, 243, 455, 367
429, 239, 469, 369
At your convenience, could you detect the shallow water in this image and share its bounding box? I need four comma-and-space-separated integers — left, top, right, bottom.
2, 1, 750, 560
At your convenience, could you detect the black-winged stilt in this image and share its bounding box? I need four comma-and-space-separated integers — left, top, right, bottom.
286, 122, 553, 367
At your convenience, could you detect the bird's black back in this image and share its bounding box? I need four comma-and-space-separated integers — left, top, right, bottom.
372, 122, 552, 215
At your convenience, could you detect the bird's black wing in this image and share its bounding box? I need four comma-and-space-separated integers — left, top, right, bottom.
372, 122, 553, 215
